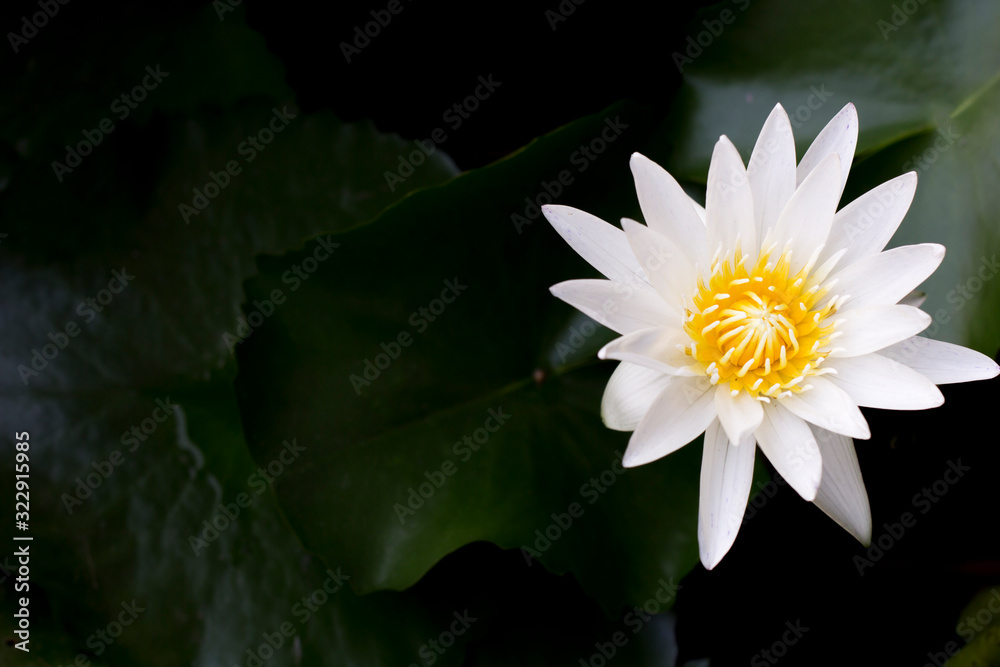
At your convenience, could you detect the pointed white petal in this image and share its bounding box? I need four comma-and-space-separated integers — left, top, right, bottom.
714, 385, 764, 445
797, 102, 858, 200
623, 377, 716, 467
827, 353, 943, 410
809, 425, 871, 545
820, 172, 917, 269
630, 153, 709, 269
754, 403, 822, 501
780, 375, 870, 439
601, 362, 675, 431
550, 279, 680, 335
880, 336, 1000, 384
598, 326, 699, 376
698, 419, 756, 570
747, 104, 796, 242
706, 136, 757, 257
543, 204, 648, 285
825, 243, 945, 311
830, 304, 931, 357
621, 218, 696, 312
770, 152, 841, 274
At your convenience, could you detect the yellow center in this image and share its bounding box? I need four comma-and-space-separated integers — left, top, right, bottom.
683, 244, 839, 400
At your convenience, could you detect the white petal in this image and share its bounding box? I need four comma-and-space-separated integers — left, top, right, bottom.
754, 403, 822, 501
543, 204, 648, 285
770, 152, 841, 274
747, 104, 796, 242
621, 219, 696, 312
706, 136, 757, 257
690, 198, 707, 224
820, 172, 918, 269
780, 375, 870, 439
830, 304, 931, 357
629, 153, 709, 270
623, 377, 716, 467
825, 243, 945, 311
880, 336, 1000, 384
809, 425, 871, 546
808, 247, 848, 286
601, 362, 674, 431
549, 279, 680, 335
714, 385, 764, 446
797, 102, 857, 200
598, 326, 699, 376
827, 353, 943, 410
698, 419, 756, 570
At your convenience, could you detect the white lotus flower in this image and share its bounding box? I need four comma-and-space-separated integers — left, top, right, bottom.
543, 103, 999, 570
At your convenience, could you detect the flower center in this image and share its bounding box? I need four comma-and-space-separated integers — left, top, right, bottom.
682, 244, 840, 400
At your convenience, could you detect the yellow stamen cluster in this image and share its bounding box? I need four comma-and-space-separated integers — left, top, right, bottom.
683, 243, 840, 400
